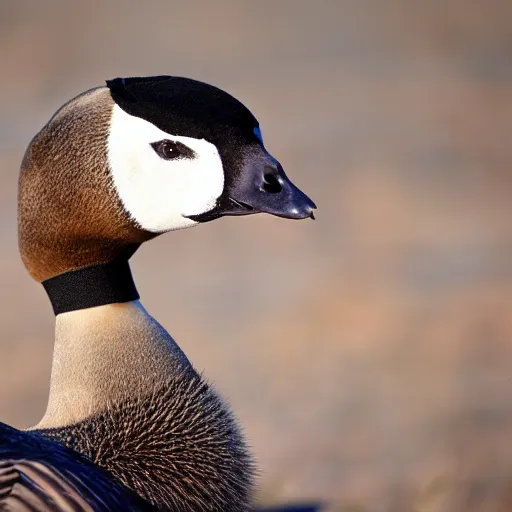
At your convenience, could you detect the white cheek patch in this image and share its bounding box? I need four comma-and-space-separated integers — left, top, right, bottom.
107, 104, 225, 233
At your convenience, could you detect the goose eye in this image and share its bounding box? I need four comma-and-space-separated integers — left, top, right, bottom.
151, 139, 196, 160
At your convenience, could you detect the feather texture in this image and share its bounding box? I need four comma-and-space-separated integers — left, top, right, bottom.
38, 371, 254, 511
0, 422, 155, 511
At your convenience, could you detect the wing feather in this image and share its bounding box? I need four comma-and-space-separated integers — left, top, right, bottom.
0, 423, 155, 511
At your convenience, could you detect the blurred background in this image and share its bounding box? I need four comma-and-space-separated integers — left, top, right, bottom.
1, 1, 512, 510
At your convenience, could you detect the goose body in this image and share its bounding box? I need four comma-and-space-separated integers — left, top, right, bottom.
2, 76, 315, 510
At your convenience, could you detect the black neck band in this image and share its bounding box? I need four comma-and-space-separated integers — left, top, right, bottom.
42, 259, 140, 315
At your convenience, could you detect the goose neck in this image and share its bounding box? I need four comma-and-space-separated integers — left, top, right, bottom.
35, 300, 192, 429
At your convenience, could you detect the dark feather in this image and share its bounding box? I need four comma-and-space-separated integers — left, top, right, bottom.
0, 422, 155, 511
38, 371, 254, 511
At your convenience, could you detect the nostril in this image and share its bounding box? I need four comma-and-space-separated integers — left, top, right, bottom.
262, 173, 282, 194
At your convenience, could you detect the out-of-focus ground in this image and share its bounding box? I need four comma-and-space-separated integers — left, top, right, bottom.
1, 1, 512, 510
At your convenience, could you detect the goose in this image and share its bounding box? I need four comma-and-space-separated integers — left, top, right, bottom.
0, 75, 316, 511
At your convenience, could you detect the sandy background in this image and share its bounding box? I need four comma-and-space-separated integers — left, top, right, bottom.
1, 1, 512, 510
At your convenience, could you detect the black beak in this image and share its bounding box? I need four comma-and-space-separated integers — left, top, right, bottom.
226, 161, 316, 219
187, 151, 316, 223
225, 151, 317, 221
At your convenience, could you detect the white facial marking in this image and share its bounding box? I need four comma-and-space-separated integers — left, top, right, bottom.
107, 104, 224, 232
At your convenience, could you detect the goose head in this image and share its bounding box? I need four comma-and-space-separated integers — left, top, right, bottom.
19, 76, 316, 282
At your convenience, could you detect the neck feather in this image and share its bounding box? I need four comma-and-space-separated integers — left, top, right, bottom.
35, 301, 193, 428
